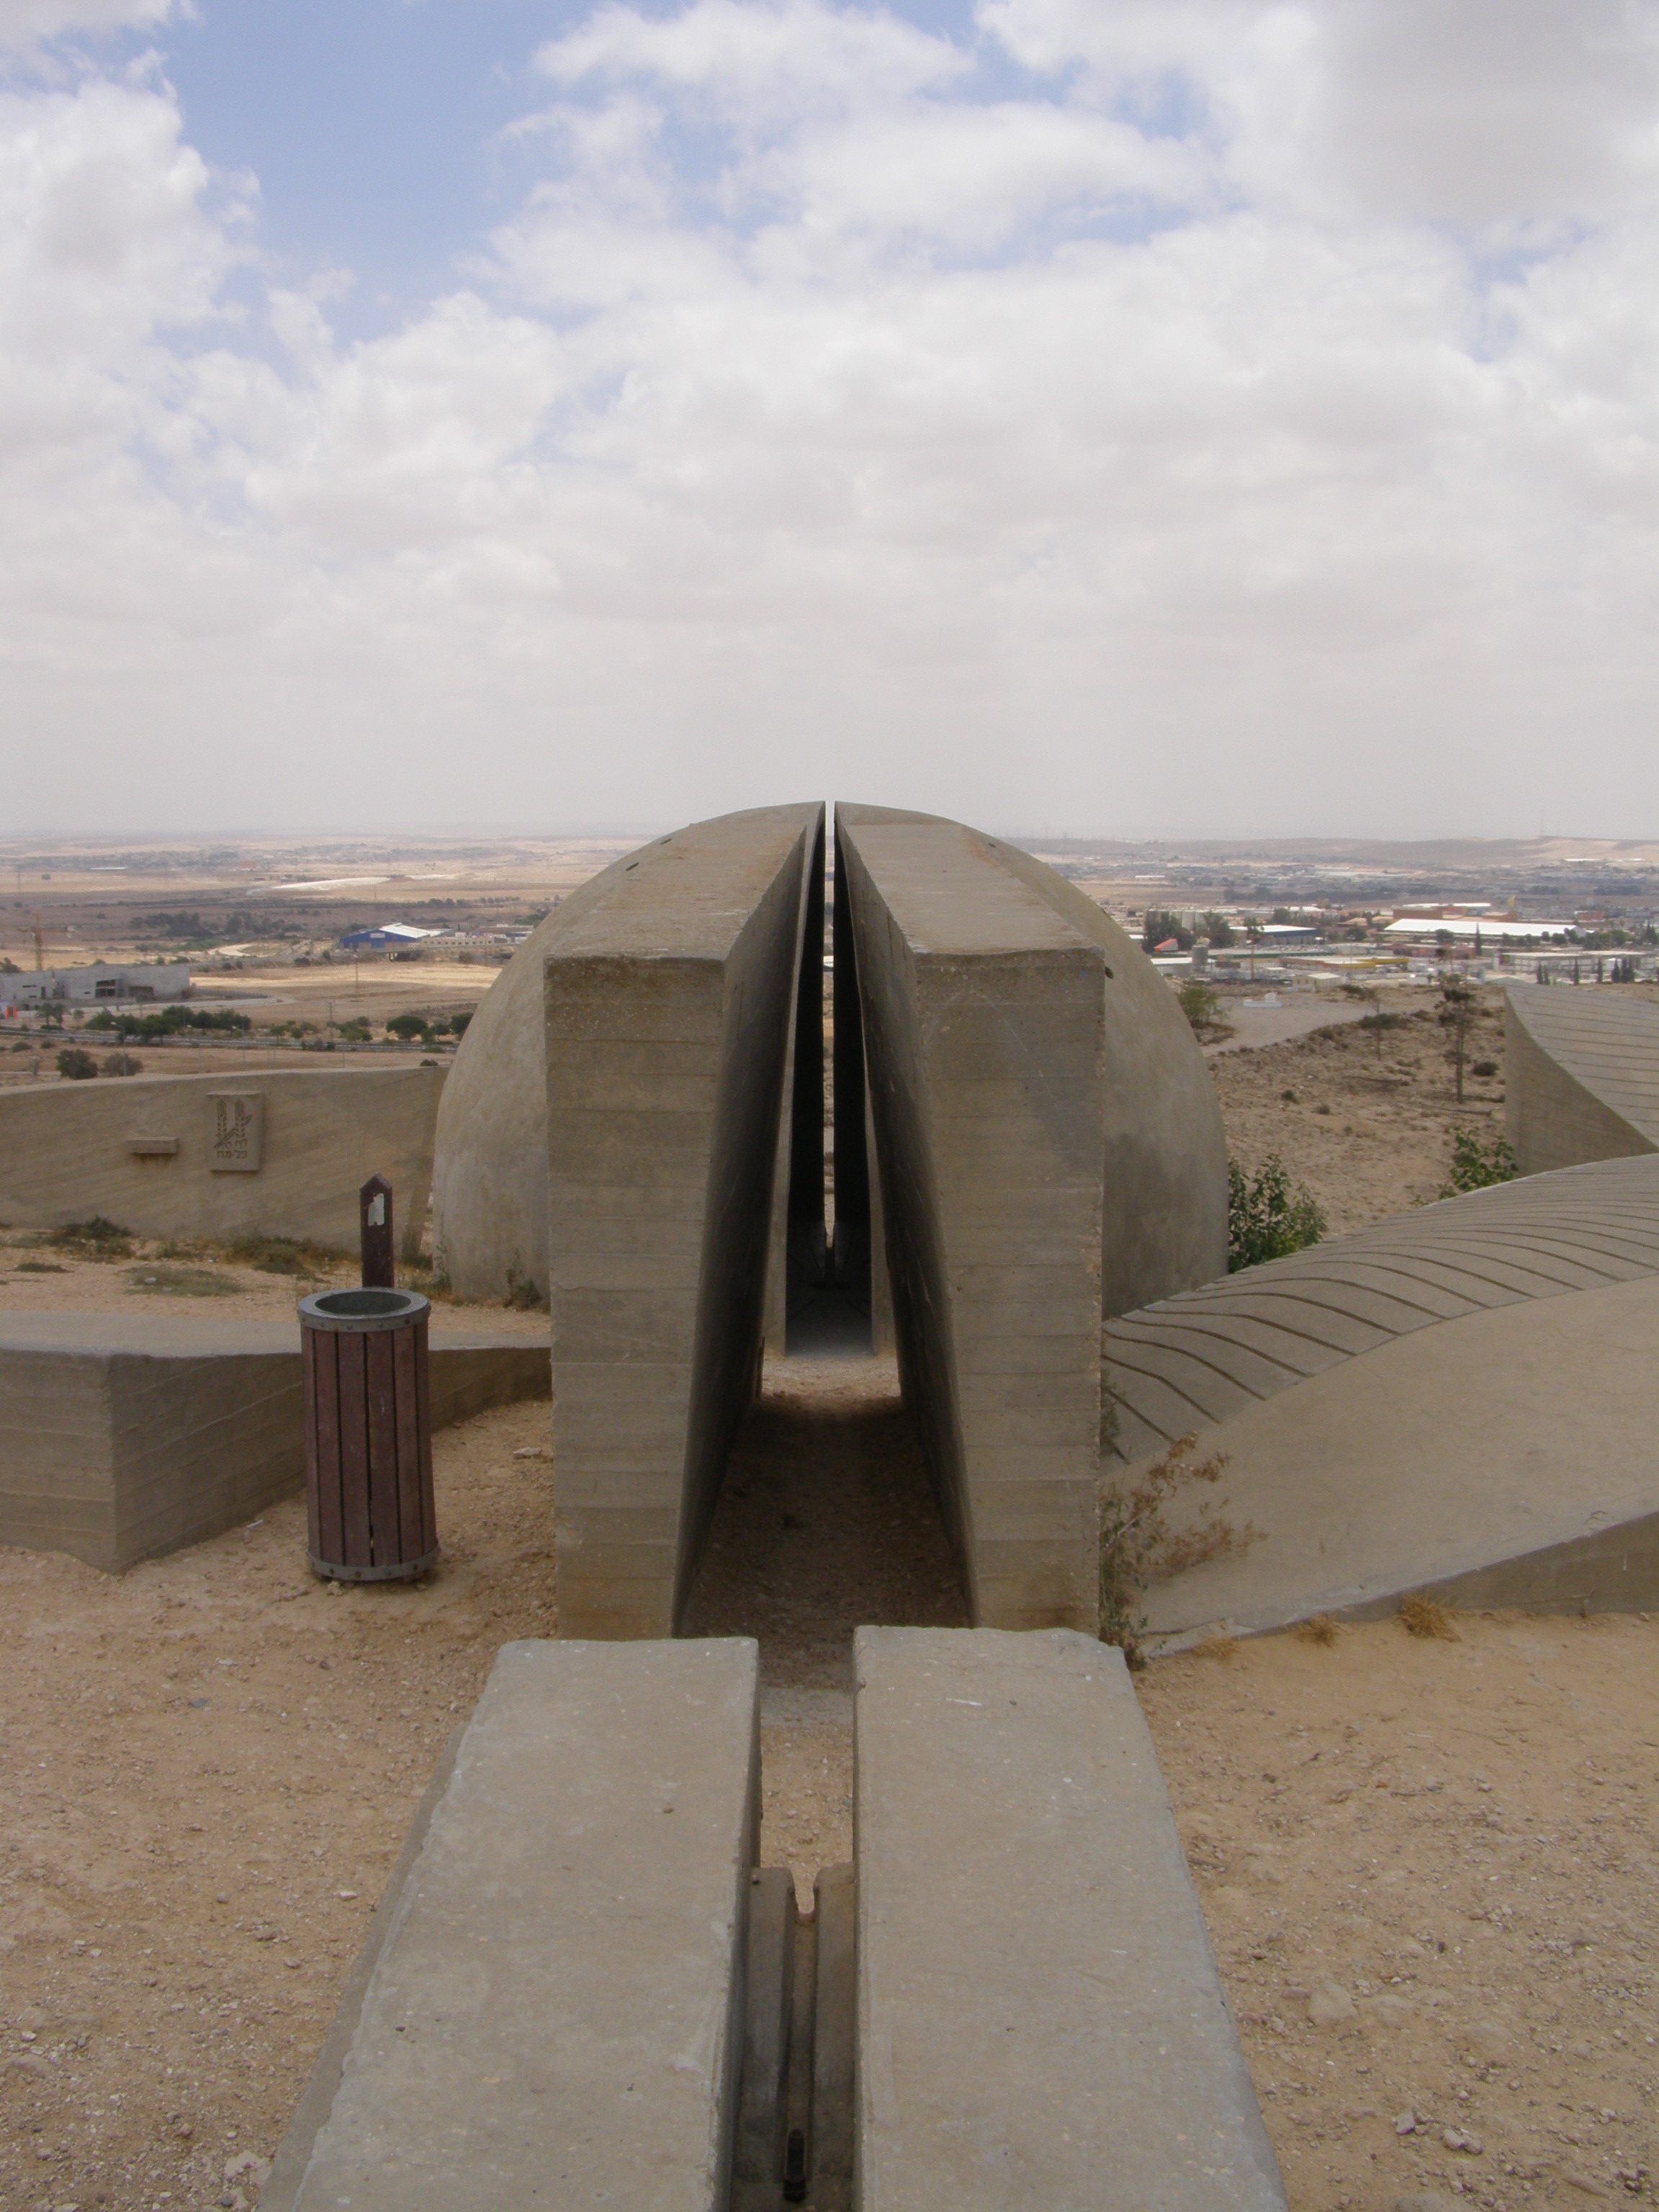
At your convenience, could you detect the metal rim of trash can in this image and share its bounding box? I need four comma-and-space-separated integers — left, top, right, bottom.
299, 1287, 431, 1332
307, 1546, 439, 1584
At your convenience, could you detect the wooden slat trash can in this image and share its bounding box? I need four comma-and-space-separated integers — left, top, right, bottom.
300, 1288, 438, 1582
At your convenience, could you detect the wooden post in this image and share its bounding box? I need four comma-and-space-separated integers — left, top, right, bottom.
360, 1174, 393, 1287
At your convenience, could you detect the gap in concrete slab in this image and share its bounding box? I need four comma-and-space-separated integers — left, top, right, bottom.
680, 1353, 967, 1894
784, 816, 872, 1355
681, 1356, 967, 1694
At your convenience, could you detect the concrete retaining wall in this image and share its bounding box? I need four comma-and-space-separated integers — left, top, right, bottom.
546, 806, 822, 1638
1505, 988, 1659, 1175
837, 811, 1106, 1631
0, 1066, 444, 1259
264, 1638, 760, 2212
0, 1313, 549, 1572
853, 1626, 1286, 2211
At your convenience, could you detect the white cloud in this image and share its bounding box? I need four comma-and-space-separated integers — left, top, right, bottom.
1, 1, 1657, 837
0, 0, 176, 48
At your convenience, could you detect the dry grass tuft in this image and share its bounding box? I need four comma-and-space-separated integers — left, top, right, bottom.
1192, 1632, 1239, 1663
1098, 1433, 1259, 1669
1295, 1613, 1339, 1646
1400, 1593, 1459, 1641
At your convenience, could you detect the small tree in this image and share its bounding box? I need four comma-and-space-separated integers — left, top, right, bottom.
449, 1010, 473, 1038
1201, 912, 1235, 948
1228, 1156, 1326, 1271
1442, 1126, 1517, 1195
387, 1012, 432, 1043
101, 1052, 143, 1076
1177, 981, 1231, 1040
1439, 977, 1475, 1103
55, 1046, 97, 1080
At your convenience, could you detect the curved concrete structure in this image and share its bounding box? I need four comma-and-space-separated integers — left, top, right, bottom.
0, 1064, 443, 1259
433, 809, 823, 1312
1505, 986, 1659, 1175
544, 806, 823, 1637
1100, 1156, 1659, 1640
829, 805, 1226, 1633
837, 807, 1226, 1316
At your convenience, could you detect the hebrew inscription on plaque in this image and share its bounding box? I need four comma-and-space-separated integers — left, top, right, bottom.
207, 1092, 264, 1172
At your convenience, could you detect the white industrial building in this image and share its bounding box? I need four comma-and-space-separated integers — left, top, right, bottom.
1, 962, 192, 1007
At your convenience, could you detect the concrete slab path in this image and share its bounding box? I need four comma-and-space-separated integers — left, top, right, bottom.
853, 1625, 1286, 2212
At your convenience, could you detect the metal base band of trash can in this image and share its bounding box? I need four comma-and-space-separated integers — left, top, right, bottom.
307, 1546, 440, 1585
300, 1287, 439, 1582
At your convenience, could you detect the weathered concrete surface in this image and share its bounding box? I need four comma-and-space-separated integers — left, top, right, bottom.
853, 1626, 1285, 2212
1141, 1270, 1659, 1641
263, 1638, 760, 2212
1105, 1153, 1659, 1465
0, 1313, 548, 1571
433, 848, 681, 1303
1097, 1156, 1659, 1638
837, 806, 1226, 1318
0, 1065, 444, 1259
433, 811, 825, 1318
1506, 986, 1659, 1175
836, 809, 1107, 1631
546, 806, 823, 1638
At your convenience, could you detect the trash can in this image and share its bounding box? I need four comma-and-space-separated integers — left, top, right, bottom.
300, 1287, 438, 1581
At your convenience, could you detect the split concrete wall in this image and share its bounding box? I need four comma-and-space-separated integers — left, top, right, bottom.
854, 1626, 1286, 2211
433, 812, 824, 1324
264, 1637, 760, 2212
836, 809, 1107, 1630
0, 1313, 549, 1572
1505, 987, 1659, 1176
0, 1066, 443, 1260
546, 806, 823, 1639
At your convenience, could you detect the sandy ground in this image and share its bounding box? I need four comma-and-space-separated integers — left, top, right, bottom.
4, 1370, 1656, 2212
0, 1231, 547, 1336
1143, 1619, 1659, 2211
1209, 988, 1511, 1236
0, 1045, 446, 1094
3, 992, 1655, 2211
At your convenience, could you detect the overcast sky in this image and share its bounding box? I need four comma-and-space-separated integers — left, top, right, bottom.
1, 0, 1655, 840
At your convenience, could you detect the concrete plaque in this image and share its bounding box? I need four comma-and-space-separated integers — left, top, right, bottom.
207, 1092, 264, 1172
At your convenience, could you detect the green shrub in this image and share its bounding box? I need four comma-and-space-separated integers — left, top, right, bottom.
387, 1012, 433, 1043
1228, 1156, 1326, 1272
55, 1047, 98, 1080
1442, 1126, 1517, 1196
1177, 981, 1231, 1040
101, 1052, 142, 1076
449, 1010, 473, 1038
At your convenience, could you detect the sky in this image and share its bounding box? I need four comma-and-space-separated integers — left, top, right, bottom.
0, 0, 1656, 840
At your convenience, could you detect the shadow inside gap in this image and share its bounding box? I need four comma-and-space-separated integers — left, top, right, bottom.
680, 1354, 968, 1702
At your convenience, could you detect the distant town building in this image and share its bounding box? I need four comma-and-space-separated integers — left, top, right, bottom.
336, 923, 444, 950
2, 962, 191, 1007
1383, 917, 1575, 945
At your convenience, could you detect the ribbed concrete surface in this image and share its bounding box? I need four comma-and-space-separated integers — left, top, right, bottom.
1105, 1154, 1659, 1467
1506, 986, 1659, 1174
